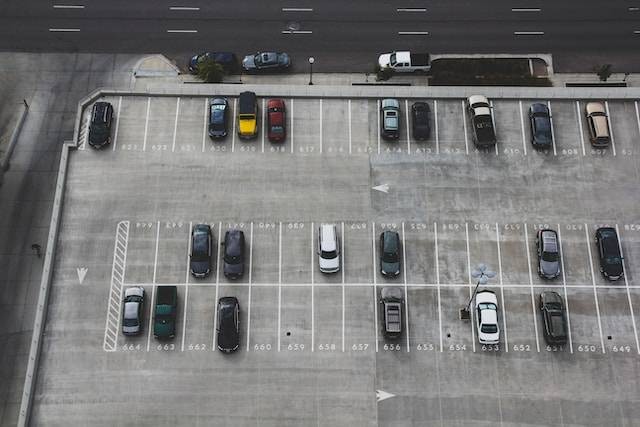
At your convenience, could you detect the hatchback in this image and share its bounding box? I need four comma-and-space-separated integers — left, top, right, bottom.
267, 99, 286, 142
190, 224, 212, 278
585, 102, 610, 147
539, 291, 568, 345
380, 231, 401, 277
88, 102, 114, 149
217, 297, 240, 352
529, 103, 552, 149
411, 102, 431, 140
208, 97, 228, 139
595, 227, 624, 280
223, 229, 245, 279
536, 229, 560, 279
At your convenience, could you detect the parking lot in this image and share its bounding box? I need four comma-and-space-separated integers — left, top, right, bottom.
32, 92, 640, 426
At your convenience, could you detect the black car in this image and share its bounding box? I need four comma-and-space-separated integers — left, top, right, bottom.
411, 102, 431, 140
88, 101, 114, 148
595, 227, 624, 281
242, 52, 291, 72
529, 103, 552, 149
190, 224, 212, 278
539, 291, 568, 345
217, 296, 240, 352
380, 231, 401, 277
223, 229, 245, 279
208, 97, 228, 139
188, 52, 238, 74
536, 229, 560, 279
380, 287, 404, 338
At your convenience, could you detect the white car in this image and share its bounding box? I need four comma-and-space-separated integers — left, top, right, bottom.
318, 224, 340, 273
475, 290, 499, 345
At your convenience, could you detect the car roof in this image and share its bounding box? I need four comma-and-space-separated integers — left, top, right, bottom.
268, 98, 284, 108
124, 287, 144, 298
219, 296, 239, 307
124, 301, 139, 318
320, 224, 337, 251
225, 230, 244, 256
211, 97, 227, 105
194, 224, 210, 232
412, 102, 430, 112
482, 309, 498, 324
382, 231, 399, 251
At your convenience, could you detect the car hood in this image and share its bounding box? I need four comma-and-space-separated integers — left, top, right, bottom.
478, 329, 500, 344
540, 260, 560, 278
242, 55, 256, 69
224, 261, 244, 276
319, 256, 340, 272
605, 263, 624, 278
378, 54, 391, 68
191, 260, 210, 275
218, 328, 239, 350
154, 318, 174, 337
381, 260, 400, 276
89, 127, 108, 143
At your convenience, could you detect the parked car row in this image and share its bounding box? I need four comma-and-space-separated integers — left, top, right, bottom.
188, 51, 291, 74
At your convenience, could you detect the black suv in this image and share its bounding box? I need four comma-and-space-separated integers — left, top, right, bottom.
190, 224, 212, 278
595, 227, 624, 281
380, 287, 403, 338
539, 291, 568, 345
217, 296, 240, 352
88, 102, 114, 148
223, 229, 245, 279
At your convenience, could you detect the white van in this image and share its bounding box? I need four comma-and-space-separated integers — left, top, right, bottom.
318, 224, 340, 273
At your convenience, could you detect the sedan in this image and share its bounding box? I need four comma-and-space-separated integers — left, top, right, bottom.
380, 287, 403, 339
122, 286, 144, 336
188, 52, 238, 74
529, 103, 552, 149
475, 290, 499, 345
242, 52, 290, 72
208, 97, 228, 139
380, 231, 401, 277
411, 102, 431, 140
595, 227, 624, 280
190, 224, 212, 278
539, 291, 568, 345
217, 296, 240, 352
381, 99, 400, 140
223, 229, 245, 279
536, 229, 560, 279
267, 98, 286, 142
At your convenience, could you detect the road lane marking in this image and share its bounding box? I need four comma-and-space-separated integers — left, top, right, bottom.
143, 97, 151, 151
112, 96, 122, 151
398, 31, 429, 35
401, 222, 410, 352
584, 223, 606, 353
246, 222, 253, 351
495, 223, 508, 352
172, 97, 180, 153
616, 224, 640, 354
52, 4, 85, 8
181, 221, 192, 352
547, 100, 557, 156
575, 100, 586, 156
397, 8, 427, 12
514, 31, 544, 35
604, 101, 616, 156
511, 8, 541, 12
524, 224, 540, 352
557, 225, 573, 353
49, 28, 80, 32
169, 6, 200, 11
434, 222, 442, 352
167, 29, 198, 33
282, 7, 313, 11
281, 30, 313, 34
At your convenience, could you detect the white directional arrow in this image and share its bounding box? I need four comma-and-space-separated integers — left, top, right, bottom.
372, 184, 390, 193
376, 389, 396, 402
77, 267, 88, 284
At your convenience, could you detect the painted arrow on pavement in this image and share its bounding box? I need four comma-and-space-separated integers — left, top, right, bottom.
376, 389, 396, 402
372, 184, 389, 193
77, 267, 88, 284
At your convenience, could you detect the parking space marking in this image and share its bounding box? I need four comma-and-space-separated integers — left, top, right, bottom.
341, 221, 345, 352
557, 225, 574, 353
232, 98, 237, 153
434, 100, 439, 154
495, 224, 509, 351
261, 98, 265, 153
524, 224, 540, 352
311, 222, 315, 352
584, 224, 606, 353
461, 100, 469, 155
616, 224, 640, 353
103, 221, 130, 352
635, 101, 640, 138
112, 96, 122, 152
181, 221, 192, 351
519, 101, 527, 156
401, 223, 410, 352
246, 222, 254, 351
290, 98, 294, 153
201, 98, 207, 153
377, 100, 381, 155
171, 97, 180, 153
142, 97, 151, 151
372, 222, 379, 352
210, 222, 223, 351
405, 100, 411, 153
465, 223, 476, 351
215, 222, 221, 284
575, 101, 586, 156
489, 100, 499, 156
278, 222, 282, 351
348, 100, 352, 154
319, 100, 323, 153
434, 222, 443, 352
547, 101, 557, 156
146, 221, 160, 352
604, 101, 617, 156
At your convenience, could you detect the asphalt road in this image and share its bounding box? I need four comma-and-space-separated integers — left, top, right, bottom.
0, 0, 639, 72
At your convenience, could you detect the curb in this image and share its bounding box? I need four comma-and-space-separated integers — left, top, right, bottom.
0, 100, 29, 186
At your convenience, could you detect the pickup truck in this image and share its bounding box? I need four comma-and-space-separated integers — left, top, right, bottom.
467, 95, 496, 147
237, 91, 258, 139
378, 51, 431, 73
153, 286, 177, 339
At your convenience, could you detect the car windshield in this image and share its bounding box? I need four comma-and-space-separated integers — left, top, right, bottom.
321, 250, 337, 259
534, 117, 551, 132
481, 324, 498, 333
270, 125, 284, 134
478, 303, 497, 311
546, 302, 562, 310
123, 317, 138, 327
606, 256, 622, 265
224, 254, 242, 264
382, 251, 398, 263
90, 123, 107, 134
542, 251, 558, 262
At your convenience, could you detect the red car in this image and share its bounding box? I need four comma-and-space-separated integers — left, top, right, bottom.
267, 99, 286, 142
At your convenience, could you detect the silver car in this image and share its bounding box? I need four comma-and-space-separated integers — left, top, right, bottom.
381, 99, 400, 140
122, 286, 144, 335
537, 229, 560, 279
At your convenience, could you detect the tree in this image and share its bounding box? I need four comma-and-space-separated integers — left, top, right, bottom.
197, 58, 225, 83
595, 64, 613, 82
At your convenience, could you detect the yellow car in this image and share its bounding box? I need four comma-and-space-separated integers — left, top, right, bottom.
237, 91, 258, 139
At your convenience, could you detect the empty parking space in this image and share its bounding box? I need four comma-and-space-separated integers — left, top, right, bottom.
313, 286, 343, 352
124, 221, 157, 283
321, 99, 349, 155
558, 224, 593, 285
251, 221, 279, 284
292, 99, 321, 155
498, 223, 530, 286
435, 99, 467, 155
343, 222, 372, 284
182, 286, 216, 351
606, 101, 638, 157
503, 287, 539, 353
549, 100, 582, 156
349, 99, 375, 155
115, 97, 151, 152
345, 286, 376, 353
566, 289, 604, 354
155, 221, 190, 283
596, 287, 638, 353
282, 222, 312, 284
407, 287, 440, 352
403, 221, 437, 285
280, 286, 312, 352
247, 285, 278, 352
146, 97, 178, 153
175, 97, 207, 153
493, 100, 526, 156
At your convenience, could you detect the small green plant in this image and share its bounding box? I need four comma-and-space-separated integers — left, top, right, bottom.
374, 63, 394, 81
594, 64, 613, 82
197, 58, 225, 83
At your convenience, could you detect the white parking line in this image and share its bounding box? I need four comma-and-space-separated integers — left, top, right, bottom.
290, 98, 294, 154
557, 225, 574, 353
103, 221, 129, 352
246, 222, 253, 351
512, 8, 541, 12
311, 222, 315, 352
547, 101, 557, 156
143, 97, 151, 151
377, 100, 381, 155
584, 223, 606, 353
232, 98, 237, 153
372, 222, 379, 352
146, 221, 161, 351
635, 101, 640, 138
616, 224, 640, 354
461, 100, 469, 155
167, 29, 197, 33
261, 98, 265, 153
112, 96, 122, 152
181, 221, 192, 352
524, 224, 540, 352
398, 31, 429, 35
495, 224, 508, 352
405, 100, 411, 153
319, 99, 323, 153
465, 223, 476, 351
348, 100, 352, 155
146, 285, 156, 352
514, 31, 544, 35
172, 97, 180, 152
401, 223, 410, 352
489, 100, 498, 156
211, 222, 222, 352
434, 222, 443, 352
575, 101, 586, 156
341, 221, 345, 352
604, 101, 616, 156
201, 98, 207, 153
397, 8, 427, 12
215, 222, 222, 284
519, 100, 527, 156
434, 100, 439, 154
278, 222, 282, 351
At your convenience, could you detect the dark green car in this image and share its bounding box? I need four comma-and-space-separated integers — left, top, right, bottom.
154, 286, 177, 339
380, 231, 401, 277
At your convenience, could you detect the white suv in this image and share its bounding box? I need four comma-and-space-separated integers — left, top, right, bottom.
318, 224, 340, 273
475, 290, 499, 345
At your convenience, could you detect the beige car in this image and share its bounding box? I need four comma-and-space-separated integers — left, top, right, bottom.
585, 102, 610, 147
